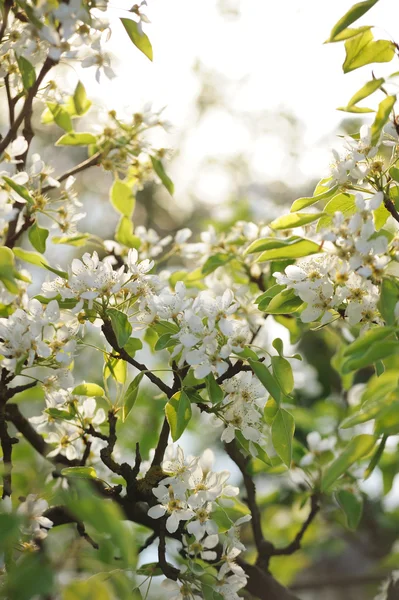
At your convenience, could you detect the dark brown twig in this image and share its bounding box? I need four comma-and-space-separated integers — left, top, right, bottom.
271, 494, 320, 556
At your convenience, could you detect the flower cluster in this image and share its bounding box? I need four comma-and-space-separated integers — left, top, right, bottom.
0, 299, 76, 373
147, 445, 249, 599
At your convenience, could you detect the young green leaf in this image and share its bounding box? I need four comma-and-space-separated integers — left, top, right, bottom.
336, 489, 363, 530
206, 373, 224, 404
343, 30, 394, 73
259, 288, 304, 314
270, 212, 324, 230
56, 132, 97, 146
110, 179, 136, 217
61, 467, 98, 479
16, 55, 36, 90
165, 390, 192, 441
378, 278, 399, 325
121, 18, 153, 61
271, 355, 294, 395
72, 383, 105, 397
328, 0, 379, 41
290, 185, 338, 212
46, 102, 74, 132
271, 408, 295, 467
13, 247, 49, 268
28, 222, 49, 253
150, 156, 174, 195
107, 308, 132, 349
370, 95, 396, 146
2, 175, 34, 204
248, 359, 281, 403
73, 81, 92, 115
321, 434, 376, 491
122, 373, 144, 422
115, 216, 141, 249
257, 238, 320, 262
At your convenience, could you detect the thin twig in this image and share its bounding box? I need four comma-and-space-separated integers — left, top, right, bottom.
271, 494, 320, 556
41, 152, 102, 193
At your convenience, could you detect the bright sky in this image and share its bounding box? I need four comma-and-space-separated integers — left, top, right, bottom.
75, 0, 399, 216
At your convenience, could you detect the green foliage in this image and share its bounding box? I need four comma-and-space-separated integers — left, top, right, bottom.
322, 435, 376, 491
342, 30, 394, 73
165, 390, 192, 441
28, 221, 49, 253
122, 372, 144, 422
107, 308, 133, 348
121, 18, 153, 61
271, 408, 295, 467
110, 179, 136, 217
328, 0, 379, 42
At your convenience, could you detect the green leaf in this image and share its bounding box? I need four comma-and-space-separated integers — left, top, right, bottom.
150, 156, 174, 195
206, 373, 224, 404
336, 490, 363, 530
343, 30, 394, 73
370, 95, 396, 146
290, 185, 338, 212
321, 435, 376, 492
73, 81, 92, 115
343, 326, 395, 357
165, 390, 192, 441
110, 179, 136, 217
270, 212, 324, 230
115, 216, 141, 249
271, 408, 295, 467
46, 102, 73, 132
328, 0, 379, 41
257, 238, 320, 262
317, 193, 356, 231
379, 278, 399, 325
61, 466, 98, 479
122, 373, 144, 422
28, 222, 49, 253
2, 175, 33, 204
52, 233, 91, 247
337, 105, 374, 114
202, 253, 233, 275
121, 18, 153, 61
45, 407, 74, 420
123, 337, 143, 357
16, 55, 36, 90
56, 132, 97, 146
13, 247, 49, 267
271, 355, 294, 395
389, 166, 399, 182
327, 25, 372, 43
342, 338, 399, 373
137, 563, 163, 577
259, 287, 304, 314
248, 359, 281, 403
72, 383, 105, 397
107, 308, 132, 349
373, 202, 390, 230
154, 333, 178, 351
345, 77, 385, 108
41, 263, 68, 279
104, 355, 127, 384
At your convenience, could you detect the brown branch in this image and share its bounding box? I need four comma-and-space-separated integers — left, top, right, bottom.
384, 193, 399, 224
225, 439, 273, 565
5, 380, 37, 400
0, 0, 12, 45
5, 75, 15, 126
102, 320, 173, 398
43, 505, 99, 549
41, 152, 102, 194
0, 396, 17, 498
5, 402, 80, 466
238, 558, 301, 600
271, 493, 320, 556
290, 571, 390, 591
0, 56, 56, 156
151, 417, 170, 467
157, 521, 179, 580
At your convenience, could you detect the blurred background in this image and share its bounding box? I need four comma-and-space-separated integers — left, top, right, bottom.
5, 1, 399, 598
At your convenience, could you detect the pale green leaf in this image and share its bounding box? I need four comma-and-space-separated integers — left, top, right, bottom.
322, 435, 376, 491
165, 390, 192, 441
272, 408, 295, 467
121, 18, 153, 61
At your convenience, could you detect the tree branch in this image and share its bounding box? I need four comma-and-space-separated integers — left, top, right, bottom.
270, 493, 320, 557
225, 439, 273, 563
102, 320, 173, 397
41, 152, 102, 194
